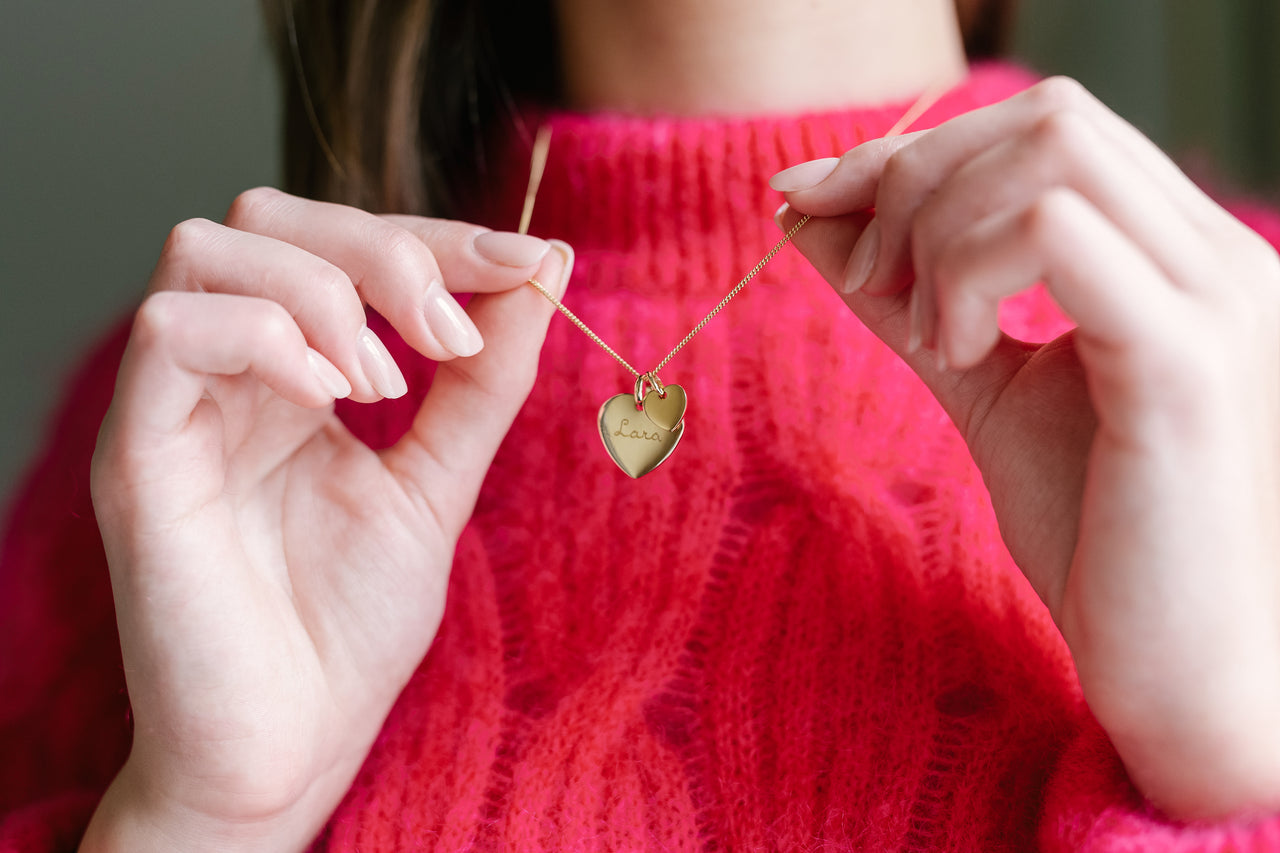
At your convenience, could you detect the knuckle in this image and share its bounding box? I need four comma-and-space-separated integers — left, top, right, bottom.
253, 300, 299, 348
373, 225, 436, 287
308, 262, 356, 303
880, 145, 922, 197
1027, 75, 1092, 114
301, 264, 366, 334
159, 218, 219, 271
131, 291, 184, 349
224, 185, 288, 229
1028, 109, 1094, 160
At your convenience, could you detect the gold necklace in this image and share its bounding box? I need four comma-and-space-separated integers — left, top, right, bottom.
520, 83, 948, 478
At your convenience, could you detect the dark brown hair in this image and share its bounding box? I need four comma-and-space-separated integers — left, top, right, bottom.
265, 0, 1014, 220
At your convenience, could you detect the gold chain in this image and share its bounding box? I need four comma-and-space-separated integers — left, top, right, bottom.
519, 79, 950, 380
526, 213, 809, 379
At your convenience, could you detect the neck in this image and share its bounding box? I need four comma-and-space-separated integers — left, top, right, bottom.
554, 0, 968, 116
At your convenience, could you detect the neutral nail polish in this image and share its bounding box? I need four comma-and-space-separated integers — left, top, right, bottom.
773, 202, 791, 229
841, 219, 880, 294
547, 239, 575, 299
425, 281, 483, 357
473, 231, 551, 267
356, 326, 408, 399
307, 347, 352, 399
768, 157, 839, 192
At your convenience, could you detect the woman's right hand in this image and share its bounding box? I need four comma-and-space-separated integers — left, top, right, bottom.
78, 188, 572, 852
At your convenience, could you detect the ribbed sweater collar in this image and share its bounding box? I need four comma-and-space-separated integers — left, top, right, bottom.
490, 62, 1036, 299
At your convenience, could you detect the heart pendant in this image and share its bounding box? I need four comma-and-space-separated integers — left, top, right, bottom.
642, 384, 687, 432
598, 394, 683, 478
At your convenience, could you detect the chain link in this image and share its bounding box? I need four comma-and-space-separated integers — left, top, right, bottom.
527, 213, 810, 379
525, 278, 644, 377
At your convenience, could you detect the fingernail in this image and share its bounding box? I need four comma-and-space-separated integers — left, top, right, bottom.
547, 239, 575, 298
473, 231, 551, 267
906, 289, 923, 354
356, 326, 408, 399
935, 348, 949, 373
769, 157, 839, 192
307, 347, 351, 399
841, 219, 880, 294
773, 202, 790, 229
425, 280, 483, 357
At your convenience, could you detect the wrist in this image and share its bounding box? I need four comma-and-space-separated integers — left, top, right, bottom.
78, 760, 315, 853
1077, 661, 1280, 820
1109, 714, 1280, 821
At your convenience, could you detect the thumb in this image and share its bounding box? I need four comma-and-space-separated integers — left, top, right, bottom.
386, 240, 574, 537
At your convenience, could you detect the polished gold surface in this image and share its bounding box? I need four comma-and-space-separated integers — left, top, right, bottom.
598, 394, 684, 478
642, 383, 686, 432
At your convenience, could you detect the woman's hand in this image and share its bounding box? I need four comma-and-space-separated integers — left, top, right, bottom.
774, 77, 1280, 820
80, 188, 572, 852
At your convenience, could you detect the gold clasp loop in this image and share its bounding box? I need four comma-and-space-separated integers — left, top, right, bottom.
633, 371, 665, 408
633, 374, 649, 409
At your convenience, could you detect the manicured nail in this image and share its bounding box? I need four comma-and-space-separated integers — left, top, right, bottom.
773, 202, 790, 229
473, 231, 551, 267
768, 157, 839, 192
547, 239, 575, 298
307, 347, 351, 399
841, 219, 880, 294
356, 326, 408, 399
935, 348, 949, 373
906, 289, 924, 354
425, 280, 483, 357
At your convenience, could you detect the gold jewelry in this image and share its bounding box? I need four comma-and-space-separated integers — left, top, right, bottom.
521, 82, 949, 478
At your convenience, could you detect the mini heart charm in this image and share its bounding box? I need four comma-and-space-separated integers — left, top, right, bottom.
642, 384, 687, 432
598, 394, 684, 478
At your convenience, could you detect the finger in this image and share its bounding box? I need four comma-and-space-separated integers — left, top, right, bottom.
384, 240, 575, 538
382, 213, 553, 290
768, 133, 923, 213
782, 205, 926, 363
109, 291, 344, 440
932, 188, 1177, 379
222, 188, 551, 363
782, 78, 1211, 218
782, 201, 1038, 424
151, 217, 394, 403
911, 110, 1216, 307
779, 77, 1232, 295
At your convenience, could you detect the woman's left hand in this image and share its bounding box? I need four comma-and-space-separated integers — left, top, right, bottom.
775, 76, 1280, 820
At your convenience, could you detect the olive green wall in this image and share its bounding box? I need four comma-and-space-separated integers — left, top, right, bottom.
1016, 0, 1280, 194
1, 1, 1277, 501
1, 0, 278, 500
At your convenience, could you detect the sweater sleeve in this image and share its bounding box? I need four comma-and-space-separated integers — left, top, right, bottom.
0, 324, 133, 852
1037, 199, 1280, 851
1037, 717, 1280, 851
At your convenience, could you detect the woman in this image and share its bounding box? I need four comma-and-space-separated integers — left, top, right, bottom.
3, 0, 1279, 849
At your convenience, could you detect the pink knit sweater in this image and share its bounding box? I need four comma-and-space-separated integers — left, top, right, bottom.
4, 63, 1280, 851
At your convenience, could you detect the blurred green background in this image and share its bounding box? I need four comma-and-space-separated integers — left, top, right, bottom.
2, 0, 1278, 502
